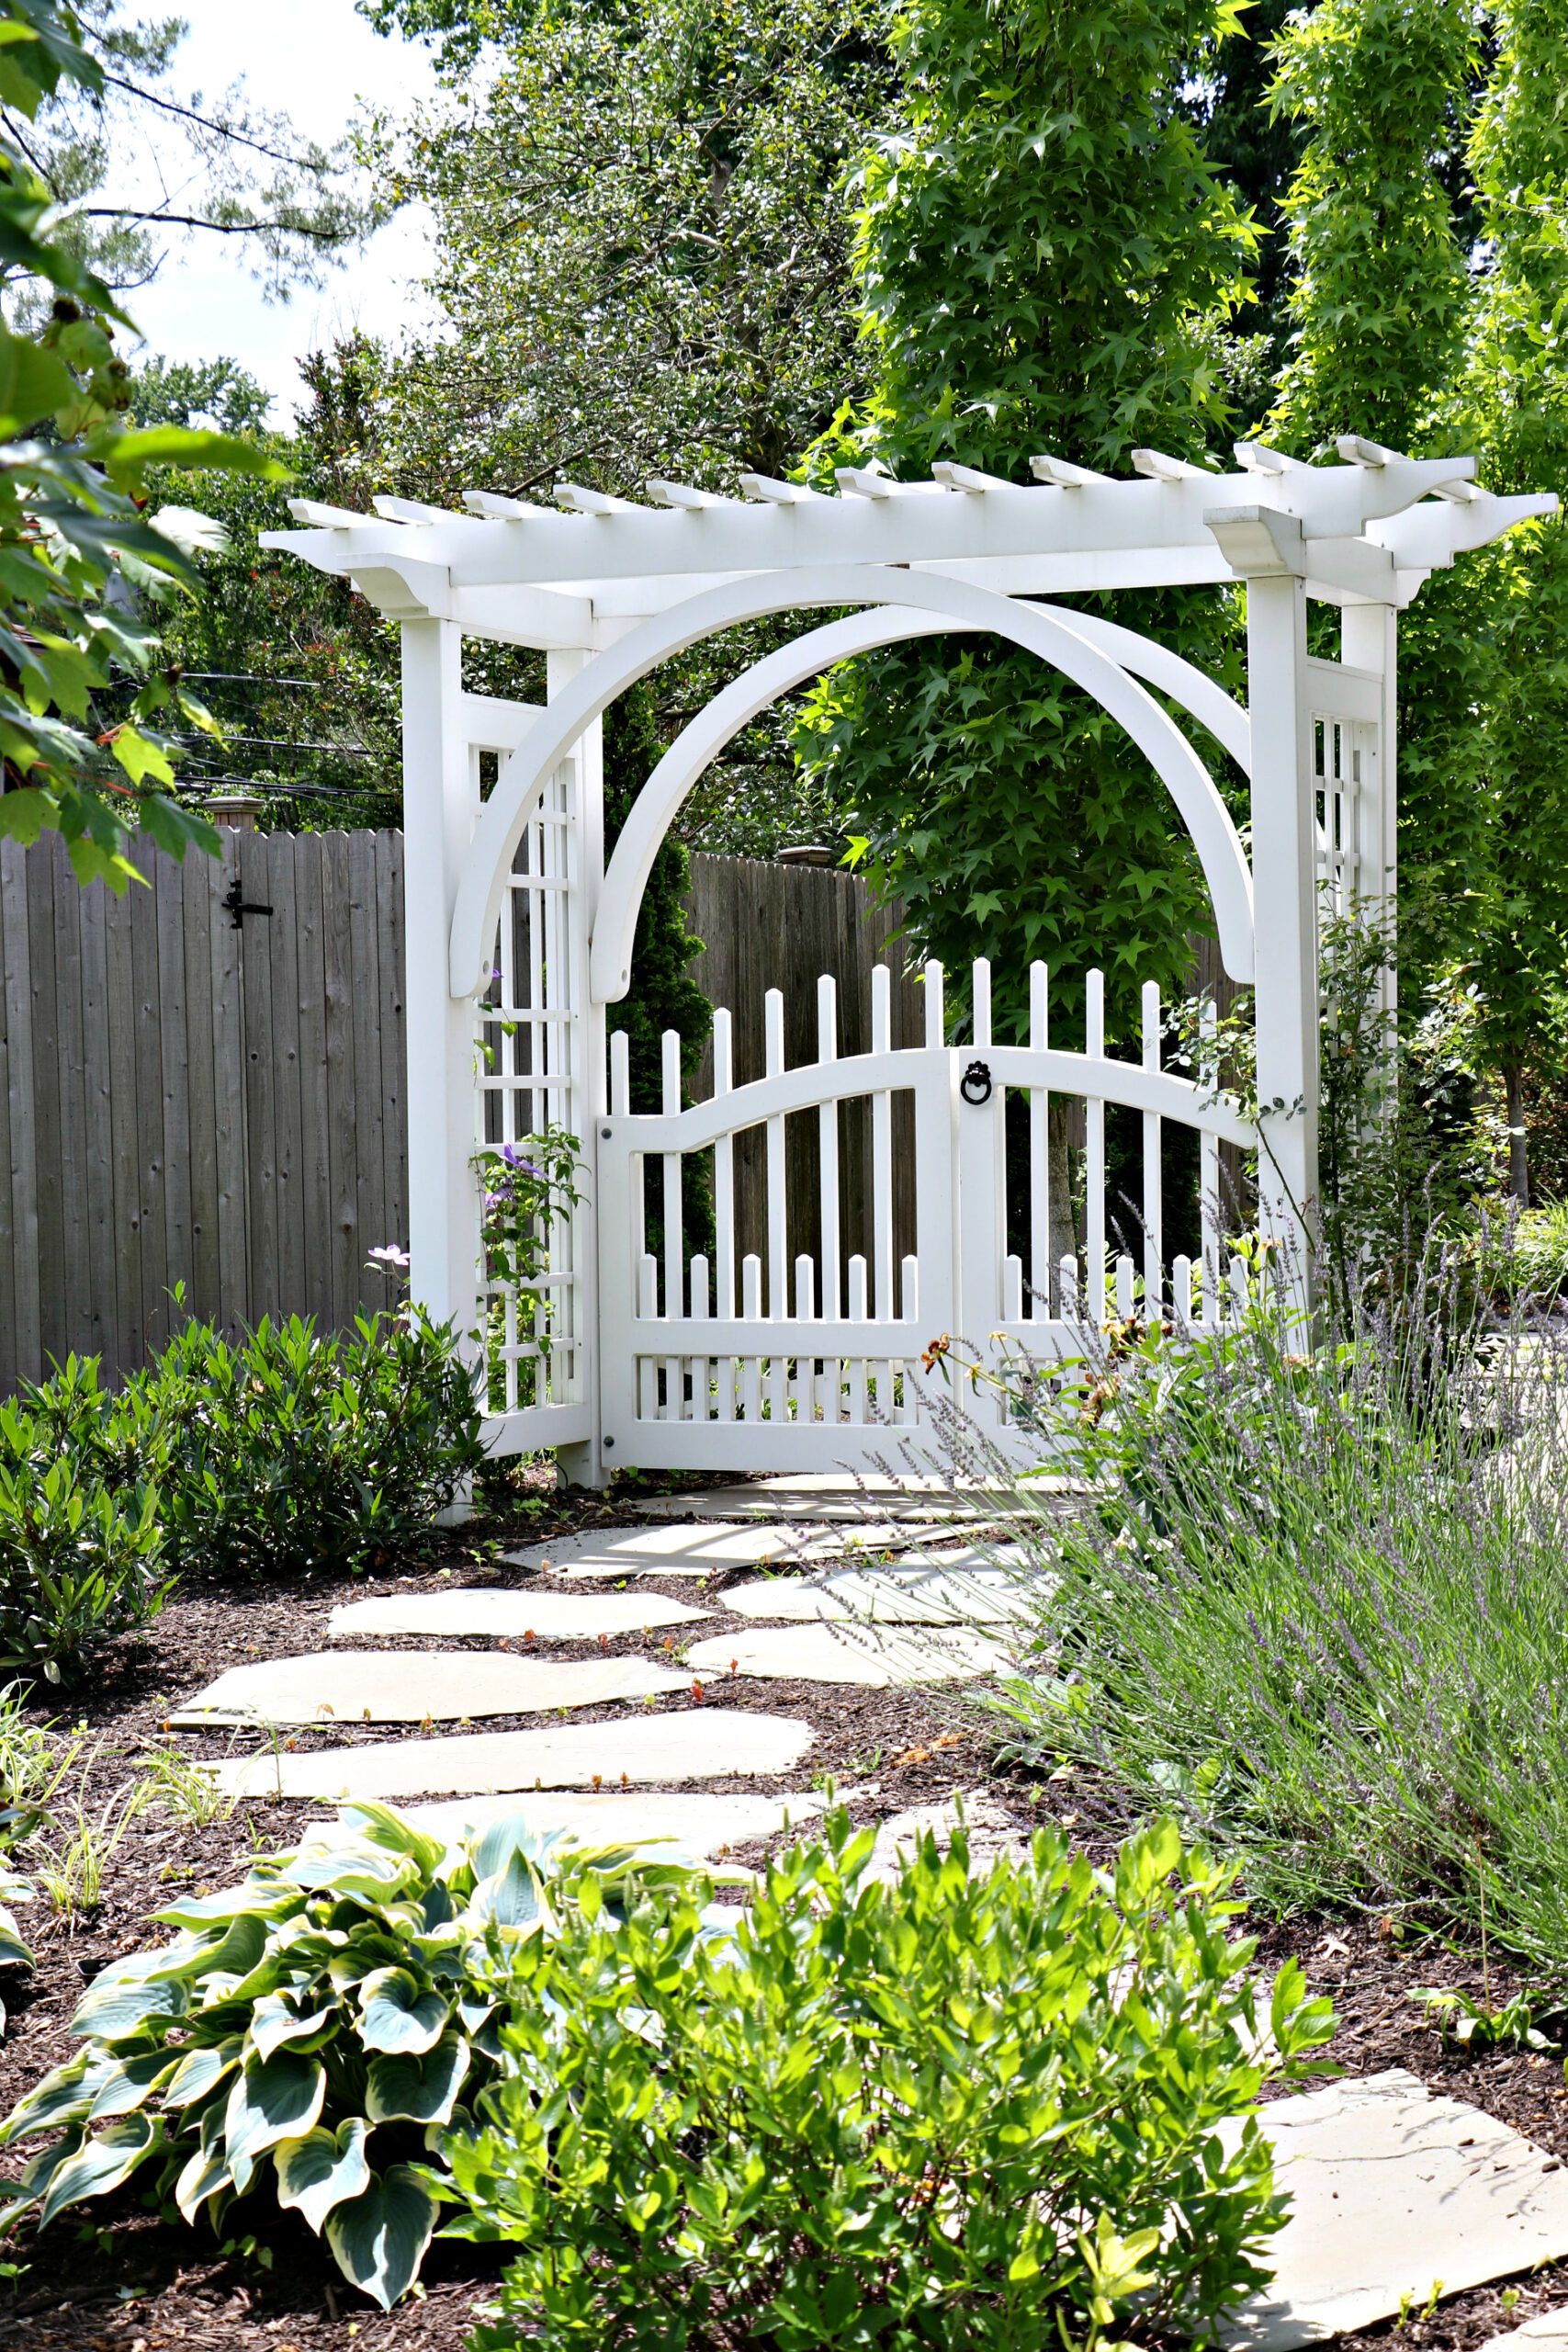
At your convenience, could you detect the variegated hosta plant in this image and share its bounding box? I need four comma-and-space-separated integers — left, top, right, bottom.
0, 1801, 706, 2309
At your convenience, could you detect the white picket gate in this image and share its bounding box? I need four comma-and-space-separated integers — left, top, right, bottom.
595, 955, 1256, 1472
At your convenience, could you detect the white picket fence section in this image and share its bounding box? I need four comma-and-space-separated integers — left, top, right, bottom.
596, 956, 1257, 1471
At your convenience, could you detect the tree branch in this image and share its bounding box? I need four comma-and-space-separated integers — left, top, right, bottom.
79, 207, 343, 242
101, 73, 327, 173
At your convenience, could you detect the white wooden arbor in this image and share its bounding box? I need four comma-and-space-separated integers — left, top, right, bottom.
266, 439, 1552, 1478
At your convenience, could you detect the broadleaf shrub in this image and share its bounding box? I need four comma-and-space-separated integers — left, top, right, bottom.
0, 1390, 170, 1681
445, 1812, 1334, 2352
0, 1803, 707, 2309
23, 1304, 486, 1583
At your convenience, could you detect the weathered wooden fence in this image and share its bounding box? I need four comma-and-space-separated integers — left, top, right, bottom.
0, 828, 409, 1390
0, 832, 920, 1390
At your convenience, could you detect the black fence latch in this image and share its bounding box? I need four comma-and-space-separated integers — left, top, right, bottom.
224, 877, 275, 932
960, 1057, 993, 1106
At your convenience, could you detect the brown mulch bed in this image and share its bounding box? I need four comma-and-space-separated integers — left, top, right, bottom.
3, 1473, 1568, 2347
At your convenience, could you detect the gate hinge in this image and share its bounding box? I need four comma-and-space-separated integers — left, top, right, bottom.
224, 876, 275, 931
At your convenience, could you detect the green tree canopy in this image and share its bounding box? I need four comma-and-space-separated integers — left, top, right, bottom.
795, 0, 1258, 1050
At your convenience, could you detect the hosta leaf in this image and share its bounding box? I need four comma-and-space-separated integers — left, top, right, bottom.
284, 1843, 421, 1903
358, 1968, 448, 2055
144, 1913, 267, 1984
335, 1802, 448, 1879
0, 1903, 32, 1970
174, 2132, 232, 2224
325, 2165, 439, 2311
251, 1993, 339, 2062
153, 1883, 300, 1931
163, 2039, 243, 2109
465, 1850, 548, 1933
366, 2032, 469, 2128
39, 2113, 160, 2225
70, 1968, 188, 2041
467, 1812, 564, 1882
275, 2117, 371, 2233
0, 2052, 99, 2142
223, 2052, 326, 2190
87, 2051, 178, 2121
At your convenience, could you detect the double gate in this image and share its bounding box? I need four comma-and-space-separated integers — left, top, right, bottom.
595, 956, 1255, 1472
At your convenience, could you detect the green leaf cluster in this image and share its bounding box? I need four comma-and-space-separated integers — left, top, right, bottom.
0, 0, 291, 887
1266, 0, 1568, 1188
0, 1802, 710, 2308
447, 1809, 1333, 2352
17, 1302, 486, 1589
794, 0, 1258, 1045
0, 1376, 170, 1683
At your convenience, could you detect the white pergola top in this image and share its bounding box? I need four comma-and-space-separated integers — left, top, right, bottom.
263, 435, 1555, 650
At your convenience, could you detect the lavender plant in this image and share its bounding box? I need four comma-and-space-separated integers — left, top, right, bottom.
987, 1249, 1568, 1973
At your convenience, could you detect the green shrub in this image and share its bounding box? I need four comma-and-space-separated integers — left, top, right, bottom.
0, 1392, 169, 1682
23, 1304, 486, 1583
989, 1273, 1568, 1971
0, 1803, 704, 2309
446, 1813, 1333, 2352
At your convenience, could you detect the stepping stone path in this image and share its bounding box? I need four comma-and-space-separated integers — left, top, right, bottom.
504, 1521, 954, 1577
687, 1623, 1009, 1687
720, 1555, 1038, 1624
1219, 2070, 1568, 2349
327, 1589, 711, 1641
168, 1475, 1568, 2336
209, 1706, 816, 1802
174, 1649, 690, 1727
1483, 2314, 1568, 2352
631, 1476, 1020, 1522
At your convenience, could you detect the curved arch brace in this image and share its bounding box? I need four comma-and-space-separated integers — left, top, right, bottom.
449, 567, 1255, 997
592, 604, 1252, 1001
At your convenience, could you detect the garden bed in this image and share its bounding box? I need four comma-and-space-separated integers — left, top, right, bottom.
2, 1470, 1567, 2350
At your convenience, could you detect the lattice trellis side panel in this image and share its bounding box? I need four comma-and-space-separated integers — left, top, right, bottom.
1304, 654, 1387, 925
475, 734, 588, 1421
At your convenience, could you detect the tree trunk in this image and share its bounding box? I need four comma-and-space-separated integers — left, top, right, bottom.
1505, 1062, 1530, 1208
1047, 1097, 1079, 1309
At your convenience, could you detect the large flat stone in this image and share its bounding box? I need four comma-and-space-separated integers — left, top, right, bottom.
1481, 2312, 1568, 2352
326, 1589, 710, 1642
209, 1706, 816, 1802
720, 1553, 1042, 1625
685, 1623, 1009, 1687
863, 1792, 1032, 1883
504, 1521, 950, 1580
361, 1788, 825, 1859
1220, 2070, 1568, 2349
631, 1476, 1016, 1523
172, 1650, 690, 1728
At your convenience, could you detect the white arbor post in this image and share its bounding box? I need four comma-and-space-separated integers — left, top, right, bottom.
401, 617, 483, 1374
550, 647, 609, 1490
1245, 570, 1320, 1284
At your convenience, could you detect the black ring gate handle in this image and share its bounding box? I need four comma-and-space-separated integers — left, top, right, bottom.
960, 1058, 993, 1106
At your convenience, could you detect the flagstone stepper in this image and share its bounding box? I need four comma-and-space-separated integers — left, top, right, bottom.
1218, 2069, 1568, 2350
171, 1649, 691, 1729
502, 1520, 961, 1578
206, 1707, 817, 1802
354, 1787, 827, 1858
685, 1623, 1010, 1687
719, 1555, 1040, 1625
326, 1589, 712, 1642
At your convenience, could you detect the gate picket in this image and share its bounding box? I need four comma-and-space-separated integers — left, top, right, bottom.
598, 956, 1258, 1471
